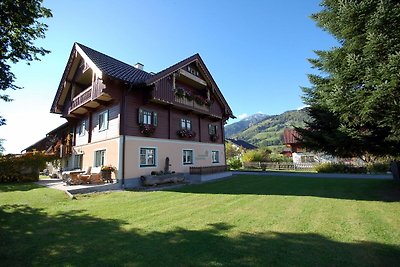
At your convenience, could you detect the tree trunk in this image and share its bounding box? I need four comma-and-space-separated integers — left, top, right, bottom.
390, 161, 400, 182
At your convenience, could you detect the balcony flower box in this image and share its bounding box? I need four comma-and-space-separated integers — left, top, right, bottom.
177, 129, 196, 138
139, 123, 156, 137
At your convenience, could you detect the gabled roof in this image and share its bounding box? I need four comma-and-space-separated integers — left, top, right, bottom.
51, 43, 153, 113
77, 43, 152, 84
146, 53, 234, 118
283, 128, 300, 144
226, 138, 258, 150
51, 43, 234, 118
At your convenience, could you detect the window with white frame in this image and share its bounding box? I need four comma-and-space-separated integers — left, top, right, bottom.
140, 148, 156, 167
181, 119, 192, 130
77, 120, 86, 136
94, 150, 106, 167
183, 150, 193, 165
98, 110, 109, 131
138, 108, 157, 126
212, 151, 219, 163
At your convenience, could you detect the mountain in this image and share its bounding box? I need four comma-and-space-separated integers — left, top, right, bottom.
225, 109, 310, 147
225, 113, 270, 137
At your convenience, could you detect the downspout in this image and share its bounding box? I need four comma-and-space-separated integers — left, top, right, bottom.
120, 86, 129, 189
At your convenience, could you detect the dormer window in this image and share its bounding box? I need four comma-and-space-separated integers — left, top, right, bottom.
187, 66, 199, 77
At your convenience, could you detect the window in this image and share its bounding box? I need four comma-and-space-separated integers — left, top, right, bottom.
94, 150, 106, 167
77, 120, 86, 136
208, 124, 218, 135
183, 150, 193, 165
181, 119, 192, 130
138, 108, 157, 126
188, 66, 199, 77
140, 148, 156, 167
74, 154, 83, 169
212, 151, 219, 163
99, 110, 109, 131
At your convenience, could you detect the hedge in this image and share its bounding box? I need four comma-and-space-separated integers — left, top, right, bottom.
316, 162, 389, 174
0, 153, 58, 183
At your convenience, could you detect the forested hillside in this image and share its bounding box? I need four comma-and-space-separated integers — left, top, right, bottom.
225, 109, 310, 147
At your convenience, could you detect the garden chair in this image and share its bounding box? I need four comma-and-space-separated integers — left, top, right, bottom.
78, 167, 103, 184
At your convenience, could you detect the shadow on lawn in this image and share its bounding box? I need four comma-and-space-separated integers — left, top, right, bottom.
0, 183, 42, 193
169, 176, 400, 202
1, 204, 399, 266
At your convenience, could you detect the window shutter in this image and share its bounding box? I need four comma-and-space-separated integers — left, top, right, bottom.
215, 125, 218, 134
138, 109, 143, 124
152, 112, 158, 126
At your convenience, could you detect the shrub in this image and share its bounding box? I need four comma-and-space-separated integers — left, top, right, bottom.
242, 148, 271, 163
0, 152, 58, 183
228, 158, 242, 170
316, 163, 367, 174
366, 163, 389, 173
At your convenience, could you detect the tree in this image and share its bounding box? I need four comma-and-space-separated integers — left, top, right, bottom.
298, 0, 400, 159
0, 0, 52, 125
0, 139, 4, 155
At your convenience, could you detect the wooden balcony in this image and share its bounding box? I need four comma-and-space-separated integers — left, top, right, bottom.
174, 95, 210, 113
67, 81, 110, 116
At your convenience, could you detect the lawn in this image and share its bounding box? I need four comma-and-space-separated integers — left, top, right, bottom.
1, 175, 399, 266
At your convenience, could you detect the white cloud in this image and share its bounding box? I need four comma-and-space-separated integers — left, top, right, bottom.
238, 113, 248, 120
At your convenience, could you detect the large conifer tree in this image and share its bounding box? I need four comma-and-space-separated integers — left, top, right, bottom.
297, 0, 400, 159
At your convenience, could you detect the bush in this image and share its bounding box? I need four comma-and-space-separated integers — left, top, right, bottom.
242, 148, 271, 163
0, 152, 58, 183
316, 163, 367, 174
228, 158, 242, 170
366, 163, 389, 173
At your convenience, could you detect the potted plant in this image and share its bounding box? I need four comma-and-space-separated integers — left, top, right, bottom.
177, 129, 196, 138
194, 95, 206, 106
175, 87, 185, 98
139, 123, 156, 136
101, 165, 115, 182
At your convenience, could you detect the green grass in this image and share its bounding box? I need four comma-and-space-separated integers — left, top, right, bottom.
1, 175, 400, 266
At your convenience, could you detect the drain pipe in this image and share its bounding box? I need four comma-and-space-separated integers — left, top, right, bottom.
120, 86, 129, 189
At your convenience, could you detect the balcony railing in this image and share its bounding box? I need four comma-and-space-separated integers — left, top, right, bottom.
70, 86, 92, 111
174, 95, 210, 112
68, 81, 106, 114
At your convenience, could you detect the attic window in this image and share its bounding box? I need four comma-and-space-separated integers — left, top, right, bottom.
187, 66, 199, 77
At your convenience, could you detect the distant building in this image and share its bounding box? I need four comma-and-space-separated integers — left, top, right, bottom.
282, 128, 315, 164
226, 138, 258, 150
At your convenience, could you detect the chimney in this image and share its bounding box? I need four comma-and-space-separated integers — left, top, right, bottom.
134, 62, 144, 70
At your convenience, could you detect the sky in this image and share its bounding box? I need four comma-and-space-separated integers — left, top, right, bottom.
0, 0, 337, 154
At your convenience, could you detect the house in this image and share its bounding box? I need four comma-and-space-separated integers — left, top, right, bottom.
226, 138, 257, 150
281, 128, 302, 157
28, 43, 234, 187
282, 128, 315, 163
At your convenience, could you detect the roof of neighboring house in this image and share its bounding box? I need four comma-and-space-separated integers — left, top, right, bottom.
226, 138, 258, 150
77, 43, 153, 84
22, 122, 70, 153
283, 128, 300, 144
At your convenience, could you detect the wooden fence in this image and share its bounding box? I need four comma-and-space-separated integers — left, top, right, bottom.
243, 162, 317, 171
190, 165, 228, 175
